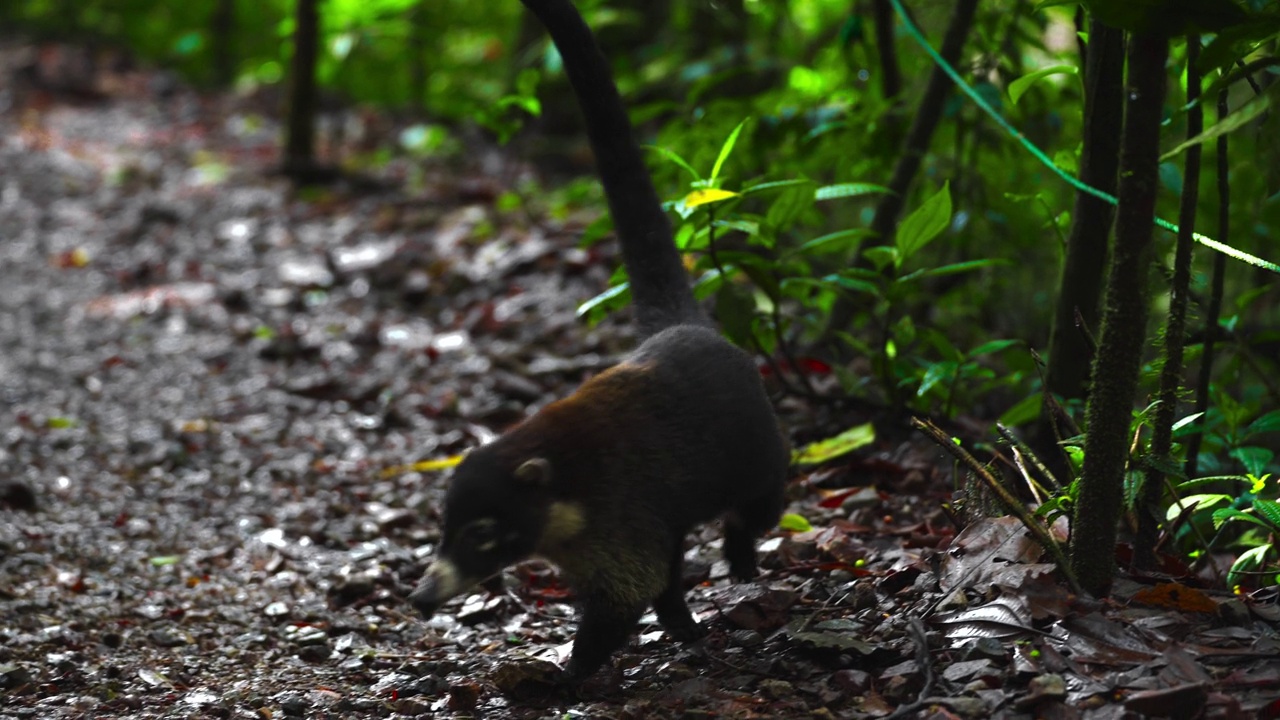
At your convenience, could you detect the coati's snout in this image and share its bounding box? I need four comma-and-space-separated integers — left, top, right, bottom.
410, 455, 556, 618
407, 558, 469, 617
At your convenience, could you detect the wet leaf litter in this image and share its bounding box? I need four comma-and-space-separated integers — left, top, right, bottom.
1, 50, 1277, 720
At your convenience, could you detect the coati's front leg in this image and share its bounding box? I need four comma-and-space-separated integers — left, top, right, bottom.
564, 592, 647, 681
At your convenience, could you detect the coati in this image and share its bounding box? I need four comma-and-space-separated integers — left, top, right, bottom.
408, 0, 789, 681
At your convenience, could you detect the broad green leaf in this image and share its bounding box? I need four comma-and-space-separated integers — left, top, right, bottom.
1230, 446, 1274, 478
683, 188, 741, 208
1254, 499, 1280, 531
1244, 409, 1280, 439
794, 423, 876, 465
712, 219, 760, 237
999, 393, 1044, 428
895, 182, 952, 266
778, 513, 813, 532
710, 118, 750, 182
765, 186, 814, 230
1165, 493, 1231, 522
1160, 93, 1270, 162
1008, 64, 1078, 105
815, 183, 892, 201
1228, 544, 1272, 588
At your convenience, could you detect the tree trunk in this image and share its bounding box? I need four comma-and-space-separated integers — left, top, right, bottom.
1069, 30, 1168, 598
1184, 89, 1231, 476
210, 0, 236, 87
871, 0, 902, 100
283, 0, 320, 178
1041, 20, 1124, 429
1135, 38, 1201, 569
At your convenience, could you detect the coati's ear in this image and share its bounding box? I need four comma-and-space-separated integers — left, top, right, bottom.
514, 457, 552, 486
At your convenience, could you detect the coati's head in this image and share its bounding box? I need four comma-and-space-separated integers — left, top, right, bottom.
408, 446, 570, 618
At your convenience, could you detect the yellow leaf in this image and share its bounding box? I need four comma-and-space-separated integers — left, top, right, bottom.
683, 188, 740, 208
793, 423, 876, 465
380, 454, 465, 478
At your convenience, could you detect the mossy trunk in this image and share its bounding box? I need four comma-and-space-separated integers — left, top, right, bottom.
1135, 38, 1201, 569
1069, 30, 1168, 598
1042, 20, 1124, 420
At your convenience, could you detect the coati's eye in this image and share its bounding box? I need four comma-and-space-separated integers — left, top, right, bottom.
466, 518, 500, 552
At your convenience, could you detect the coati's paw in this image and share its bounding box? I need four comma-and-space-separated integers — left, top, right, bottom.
662, 619, 707, 643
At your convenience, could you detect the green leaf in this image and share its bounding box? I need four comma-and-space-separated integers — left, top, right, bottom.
765, 186, 815, 230
895, 182, 952, 266
999, 393, 1044, 428
862, 245, 898, 272
795, 228, 877, 255
46, 416, 77, 429
1175, 475, 1251, 492
968, 339, 1020, 357
815, 183, 892, 201
1244, 409, 1280, 439
710, 118, 750, 182
1230, 446, 1274, 478
1228, 544, 1273, 588
917, 362, 957, 397
1171, 412, 1205, 433
742, 179, 815, 195
907, 258, 1009, 280
715, 283, 756, 349
1159, 92, 1270, 163
794, 423, 876, 465
149, 555, 182, 567
778, 513, 813, 532
1254, 499, 1280, 531
1166, 493, 1231, 523
1008, 64, 1078, 105
576, 283, 629, 320
646, 145, 700, 180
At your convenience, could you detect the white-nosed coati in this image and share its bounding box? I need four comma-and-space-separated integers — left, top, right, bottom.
408, 0, 789, 681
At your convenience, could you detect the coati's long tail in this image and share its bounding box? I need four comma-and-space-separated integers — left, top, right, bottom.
518, 0, 707, 337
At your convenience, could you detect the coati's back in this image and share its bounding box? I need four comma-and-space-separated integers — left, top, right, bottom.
408, 0, 789, 682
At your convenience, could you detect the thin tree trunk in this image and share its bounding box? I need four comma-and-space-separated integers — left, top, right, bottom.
1069, 30, 1168, 597
1041, 20, 1124, 425
1184, 89, 1231, 476
283, 0, 320, 177
210, 0, 236, 87
825, 0, 979, 358
1134, 38, 1201, 570
872, 0, 901, 100
866, 0, 979, 250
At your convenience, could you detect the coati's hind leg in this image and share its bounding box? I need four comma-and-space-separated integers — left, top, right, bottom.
565, 593, 647, 681
652, 543, 705, 641
723, 485, 785, 582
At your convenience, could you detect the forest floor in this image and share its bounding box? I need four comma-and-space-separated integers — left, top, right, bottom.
1, 44, 1278, 720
